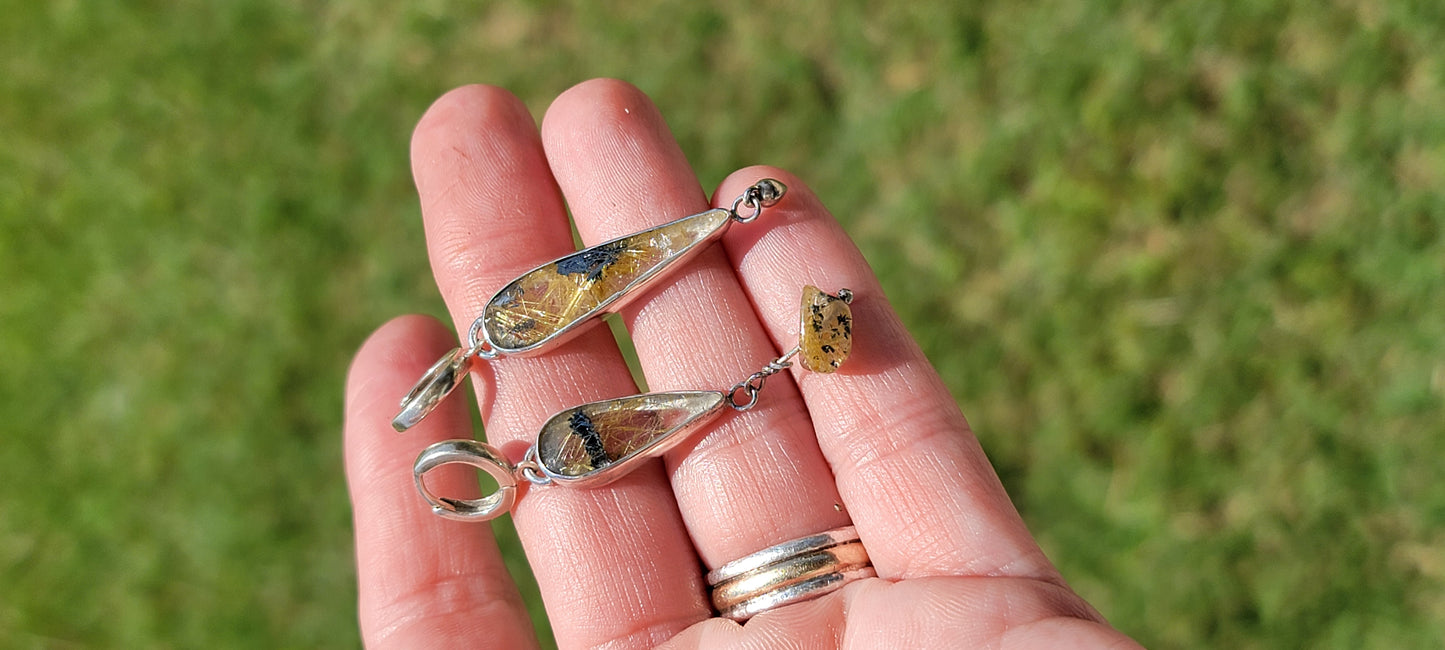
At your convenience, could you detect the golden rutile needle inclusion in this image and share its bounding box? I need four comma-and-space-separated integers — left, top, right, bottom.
536, 392, 726, 478
484, 209, 732, 351
798, 286, 853, 373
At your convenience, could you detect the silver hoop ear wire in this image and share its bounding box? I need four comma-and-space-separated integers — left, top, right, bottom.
412, 440, 518, 522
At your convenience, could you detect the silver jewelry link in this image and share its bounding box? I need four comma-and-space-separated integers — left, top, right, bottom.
466, 317, 501, 360
729, 192, 762, 223
515, 446, 553, 487
728, 178, 787, 224
727, 346, 801, 411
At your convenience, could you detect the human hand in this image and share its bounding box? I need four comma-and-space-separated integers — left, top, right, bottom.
344, 79, 1142, 649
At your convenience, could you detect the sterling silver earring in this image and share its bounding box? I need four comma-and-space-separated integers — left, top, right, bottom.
411, 286, 855, 521
392, 179, 789, 432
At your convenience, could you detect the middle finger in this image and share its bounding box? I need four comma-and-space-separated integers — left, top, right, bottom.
541, 79, 850, 569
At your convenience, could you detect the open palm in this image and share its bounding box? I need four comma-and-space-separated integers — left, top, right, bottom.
343, 79, 1140, 649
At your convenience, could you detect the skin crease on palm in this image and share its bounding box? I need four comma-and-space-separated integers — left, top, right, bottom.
342, 79, 1146, 649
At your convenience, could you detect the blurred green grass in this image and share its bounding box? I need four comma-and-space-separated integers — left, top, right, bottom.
2, 0, 1442, 647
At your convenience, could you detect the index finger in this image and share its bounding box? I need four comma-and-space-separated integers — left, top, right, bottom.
410, 85, 710, 647
345, 315, 538, 649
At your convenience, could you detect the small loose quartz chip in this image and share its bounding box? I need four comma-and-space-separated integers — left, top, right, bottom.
798, 286, 853, 373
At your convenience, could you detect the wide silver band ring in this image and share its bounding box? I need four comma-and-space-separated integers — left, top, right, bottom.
706, 525, 875, 621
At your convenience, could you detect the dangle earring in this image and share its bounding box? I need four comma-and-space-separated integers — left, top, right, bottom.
411, 286, 855, 521
392, 179, 789, 432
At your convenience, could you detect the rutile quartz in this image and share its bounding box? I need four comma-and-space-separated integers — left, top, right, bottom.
536, 391, 726, 482
483, 209, 732, 351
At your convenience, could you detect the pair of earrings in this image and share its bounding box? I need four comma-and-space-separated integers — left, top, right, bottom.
395, 180, 854, 521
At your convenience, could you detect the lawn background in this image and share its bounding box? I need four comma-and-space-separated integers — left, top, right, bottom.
2, 1, 1443, 647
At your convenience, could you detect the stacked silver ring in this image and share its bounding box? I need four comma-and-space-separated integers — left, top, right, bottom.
706, 526, 876, 621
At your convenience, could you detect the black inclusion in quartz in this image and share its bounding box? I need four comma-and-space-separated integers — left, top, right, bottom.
556, 242, 625, 281
568, 410, 610, 468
